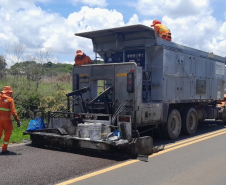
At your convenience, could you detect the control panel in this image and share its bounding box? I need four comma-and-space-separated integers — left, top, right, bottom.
125, 49, 145, 68
104, 49, 145, 68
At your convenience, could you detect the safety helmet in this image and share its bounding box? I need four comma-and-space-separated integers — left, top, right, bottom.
75, 50, 84, 57
151, 20, 161, 27
1, 86, 13, 94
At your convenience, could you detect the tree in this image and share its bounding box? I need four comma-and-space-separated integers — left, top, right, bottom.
12, 42, 26, 63
33, 48, 55, 90
0, 55, 6, 78
22, 61, 39, 82
4, 42, 26, 65
44, 61, 53, 68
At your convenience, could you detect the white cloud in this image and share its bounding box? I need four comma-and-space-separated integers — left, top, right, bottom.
0, 0, 225, 68
134, 0, 212, 18
0, 4, 125, 66
207, 22, 226, 56
67, 6, 124, 31
159, 11, 226, 57
132, 0, 226, 57
162, 15, 218, 50
127, 14, 140, 25
70, 0, 107, 7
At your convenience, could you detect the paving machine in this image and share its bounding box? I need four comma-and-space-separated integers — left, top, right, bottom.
24, 24, 226, 155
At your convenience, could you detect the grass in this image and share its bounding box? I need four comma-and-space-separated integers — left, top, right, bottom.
37, 82, 72, 97
0, 76, 72, 145
10, 119, 30, 143
97, 80, 105, 94
0, 119, 30, 145
0, 75, 72, 98
0, 75, 73, 145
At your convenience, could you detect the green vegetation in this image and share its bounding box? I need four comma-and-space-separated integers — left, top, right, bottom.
9, 120, 30, 143
0, 59, 103, 144
0, 119, 30, 145
0, 56, 6, 78
0, 60, 74, 144
9, 61, 73, 75
98, 80, 105, 94
0, 76, 72, 119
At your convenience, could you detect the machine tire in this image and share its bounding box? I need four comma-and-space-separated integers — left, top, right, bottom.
161, 109, 181, 139
181, 107, 198, 135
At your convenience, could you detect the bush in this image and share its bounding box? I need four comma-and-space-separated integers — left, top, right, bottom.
38, 90, 71, 112
56, 73, 72, 83
15, 91, 40, 118
0, 73, 72, 119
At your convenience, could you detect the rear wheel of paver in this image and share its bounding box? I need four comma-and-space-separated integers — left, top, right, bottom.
161, 109, 181, 139
181, 108, 198, 135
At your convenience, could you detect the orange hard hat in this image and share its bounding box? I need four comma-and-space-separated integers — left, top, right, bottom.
1, 86, 13, 94
75, 50, 84, 57
151, 20, 161, 27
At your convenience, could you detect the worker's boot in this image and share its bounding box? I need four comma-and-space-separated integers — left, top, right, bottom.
0, 150, 19, 155
1, 150, 10, 155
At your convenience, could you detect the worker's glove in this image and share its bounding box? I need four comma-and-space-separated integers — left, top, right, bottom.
17, 121, 21, 127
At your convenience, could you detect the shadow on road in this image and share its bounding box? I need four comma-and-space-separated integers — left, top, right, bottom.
28, 143, 132, 161
0, 151, 22, 156
153, 120, 226, 146
27, 120, 225, 160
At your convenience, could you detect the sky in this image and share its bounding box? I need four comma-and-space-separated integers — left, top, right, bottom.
0, 0, 226, 67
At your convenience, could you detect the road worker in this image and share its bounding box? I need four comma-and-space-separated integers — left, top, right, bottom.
0, 86, 21, 154
151, 20, 172, 41
74, 50, 93, 66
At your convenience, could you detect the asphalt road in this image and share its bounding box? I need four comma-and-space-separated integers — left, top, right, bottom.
69, 126, 226, 185
0, 145, 129, 185
1, 120, 225, 185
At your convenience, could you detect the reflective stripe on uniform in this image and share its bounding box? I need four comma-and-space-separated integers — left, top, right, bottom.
159, 26, 168, 33
3, 141, 9, 145
0, 108, 10, 111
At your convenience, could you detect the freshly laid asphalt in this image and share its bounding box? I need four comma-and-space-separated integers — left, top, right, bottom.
0, 145, 129, 185
0, 120, 225, 185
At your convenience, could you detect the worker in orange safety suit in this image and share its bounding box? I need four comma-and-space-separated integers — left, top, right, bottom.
74, 50, 93, 66
0, 86, 21, 155
151, 20, 172, 41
